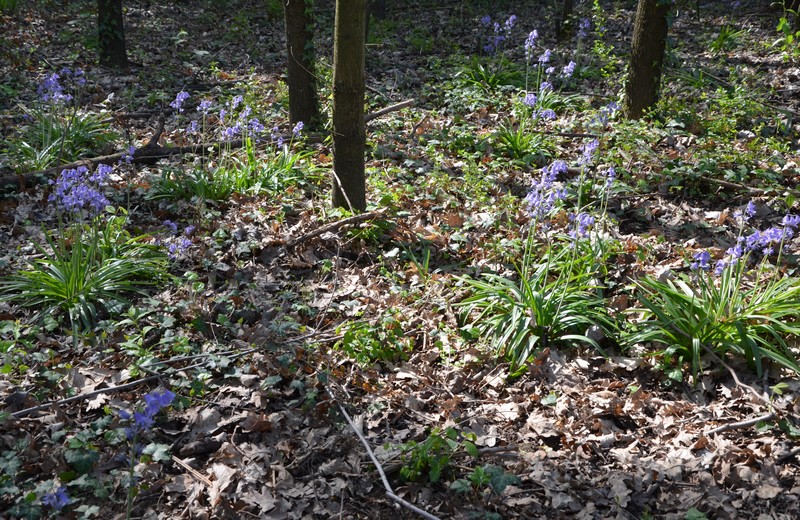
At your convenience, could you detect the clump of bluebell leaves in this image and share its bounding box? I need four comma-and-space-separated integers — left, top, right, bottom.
117, 388, 176, 519
0, 161, 168, 337
628, 201, 800, 380
457, 139, 616, 376
151, 90, 310, 201
5, 68, 116, 173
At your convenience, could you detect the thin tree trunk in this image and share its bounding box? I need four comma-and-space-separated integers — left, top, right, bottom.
556, 0, 574, 42
332, 0, 367, 211
284, 0, 320, 128
623, 0, 670, 119
97, 0, 128, 69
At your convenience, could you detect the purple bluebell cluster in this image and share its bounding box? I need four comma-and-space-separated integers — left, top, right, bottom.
161, 221, 194, 258
580, 139, 599, 166
578, 18, 591, 39
481, 14, 517, 54
41, 486, 70, 511
525, 160, 568, 220
592, 101, 620, 128
118, 388, 176, 439
170, 91, 190, 112
605, 166, 617, 188
49, 165, 111, 216
524, 30, 538, 60
562, 61, 576, 78
691, 250, 712, 271
706, 205, 800, 275
571, 212, 595, 238
38, 68, 85, 104
197, 99, 213, 114
292, 121, 304, 137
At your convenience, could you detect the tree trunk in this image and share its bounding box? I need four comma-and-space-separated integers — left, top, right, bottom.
332, 0, 367, 211
97, 0, 128, 69
623, 0, 670, 119
284, 0, 320, 128
556, 0, 574, 42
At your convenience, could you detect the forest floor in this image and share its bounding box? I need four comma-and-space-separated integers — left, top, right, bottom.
2, 0, 800, 518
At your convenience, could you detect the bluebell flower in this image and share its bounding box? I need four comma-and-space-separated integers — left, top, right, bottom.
185, 120, 198, 135
726, 243, 744, 260
745, 200, 756, 220
41, 486, 70, 511
249, 118, 265, 135
605, 166, 616, 188
562, 61, 576, 78
184, 225, 196, 236
143, 388, 176, 416
292, 121, 304, 137
480, 15, 491, 26
239, 105, 252, 121
504, 15, 517, 31
545, 66, 555, 75
525, 161, 568, 219
197, 99, 213, 113
538, 49, 551, 64
535, 109, 557, 120
539, 81, 552, 92
524, 30, 538, 60
714, 259, 728, 275
49, 166, 109, 216
230, 95, 243, 110
690, 250, 711, 271
578, 17, 591, 39
571, 212, 595, 238
163, 220, 178, 234
219, 108, 227, 123
523, 93, 537, 107
119, 388, 176, 438
782, 214, 800, 228
580, 139, 599, 165
170, 91, 190, 112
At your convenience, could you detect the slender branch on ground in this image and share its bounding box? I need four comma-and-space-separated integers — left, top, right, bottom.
325, 387, 442, 520
285, 208, 392, 248
10, 375, 162, 418
704, 411, 776, 436
364, 99, 415, 123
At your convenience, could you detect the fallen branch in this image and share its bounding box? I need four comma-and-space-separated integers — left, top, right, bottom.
325, 384, 441, 520
365, 99, 414, 123
285, 208, 391, 248
704, 411, 776, 436
10, 375, 162, 418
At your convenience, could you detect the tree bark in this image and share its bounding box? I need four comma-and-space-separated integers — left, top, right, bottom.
556, 0, 574, 42
283, 0, 320, 129
623, 0, 671, 119
332, 0, 367, 211
97, 0, 128, 69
